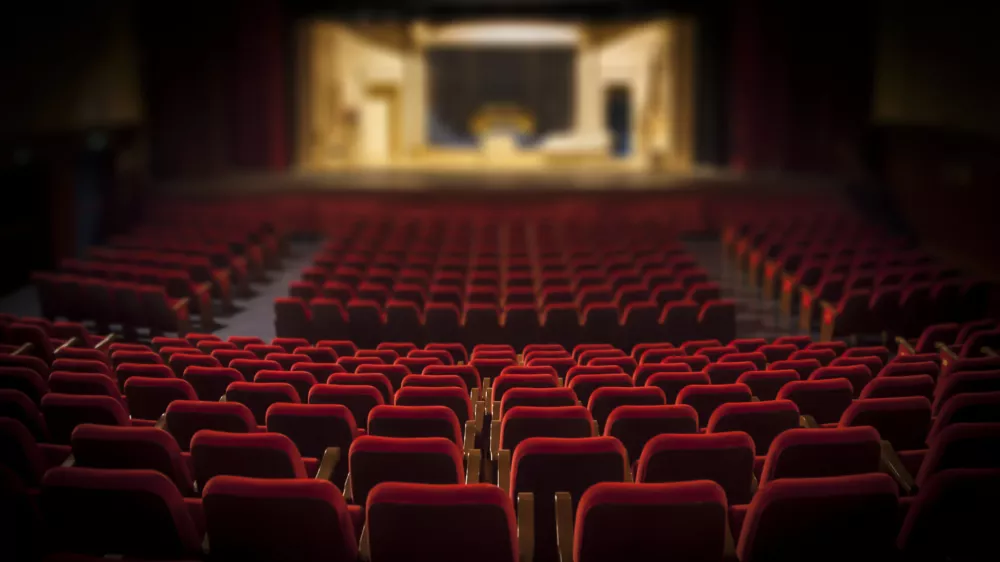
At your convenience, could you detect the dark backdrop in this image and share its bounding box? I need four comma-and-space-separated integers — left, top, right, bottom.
427, 47, 575, 145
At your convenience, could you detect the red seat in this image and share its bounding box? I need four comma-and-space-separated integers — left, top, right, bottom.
204, 475, 358, 562
225, 382, 300, 425
604, 405, 698, 464
809, 365, 872, 397
264, 353, 312, 371
645, 371, 711, 404
69, 424, 195, 496
676, 383, 752, 428
0, 366, 47, 404
191, 429, 310, 483
637, 432, 755, 504
40, 467, 203, 559
182, 366, 245, 402
348, 436, 465, 506
164, 399, 257, 448
915, 423, 1000, 487
705, 361, 757, 385
707, 400, 800, 455
40, 394, 129, 444
759, 426, 882, 486
736, 473, 899, 562
777, 379, 854, 424
253, 370, 317, 402
366, 482, 517, 562
510, 437, 628, 562
367, 405, 463, 445
123, 377, 197, 421
587, 386, 665, 432
309, 384, 384, 431
573, 481, 728, 562
266, 403, 358, 486
839, 396, 931, 452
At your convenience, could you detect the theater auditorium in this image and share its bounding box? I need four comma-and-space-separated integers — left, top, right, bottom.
2, 0, 999, 561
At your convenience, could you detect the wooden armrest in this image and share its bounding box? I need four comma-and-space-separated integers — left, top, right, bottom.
471, 387, 481, 404
554, 492, 574, 562
463, 421, 477, 453
465, 449, 482, 484
202, 533, 211, 555
750, 473, 759, 496
798, 286, 816, 332
94, 333, 117, 350
482, 379, 491, 403
799, 415, 819, 428
358, 523, 370, 562
498, 449, 511, 494
723, 517, 738, 561
490, 420, 501, 462
314, 447, 341, 482
194, 282, 212, 296
591, 420, 599, 437
819, 300, 837, 315
61, 454, 76, 467
819, 300, 838, 342
218, 395, 227, 402
474, 400, 484, 433
517, 492, 535, 562
342, 473, 353, 502
155, 413, 167, 430
936, 342, 958, 362
880, 440, 915, 495
895, 336, 916, 356
491, 400, 501, 419
54, 337, 80, 354
751, 396, 761, 402
11, 343, 32, 356
172, 297, 190, 312
982, 346, 998, 357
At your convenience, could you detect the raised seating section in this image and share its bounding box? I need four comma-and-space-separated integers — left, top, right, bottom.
2, 200, 999, 561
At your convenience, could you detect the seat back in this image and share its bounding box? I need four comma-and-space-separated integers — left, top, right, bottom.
164, 400, 258, 451
203, 475, 359, 562
707, 400, 800, 454
568, 374, 634, 406
367, 482, 517, 562
636, 432, 755, 504
225, 382, 300, 424
604, 404, 699, 465
308, 384, 384, 431
510, 437, 628, 562
40, 467, 202, 559
915, 423, 1000, 487
0, 417, 46, 487
499, 406, 594, 452
676, 383, 753, 428
859, 374, 935, 400
70, 424, 193, 496
40, 394, 129, 444
574, 481, 728, 562
0, 389, 49, 441
348, 436, 464, 505
777, 379, 854, 424
253, 370, 317, 402
736, 473, 899, 562
929, 391, 1000, 439
587, 386, 666, 432
367, 405, 462, 444
124, 377, 198, 420
898, 468, 1000, 561
760, 427, 882, 486
191, 429, 306, 483
839, 397, 931, 451
394, 386, 472, 425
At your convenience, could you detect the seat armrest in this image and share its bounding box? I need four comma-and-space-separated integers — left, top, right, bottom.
314, 447, 341, 482
60, 453, 76, 467
172, 297, 190, 312
498, 449, 511, 494
554, 492, 574, 562
819, 300, 838, 342
983, 346, 998, 357
463, 421, 477, 453
94, 333, 117, 350
490, 420, 501, 462
879, 440, 916, 495
342, 473, 353, 502
482, 379, 491, 403
155, 413, 167, 429
750, 396, 760, 402
491, 400, 501, 419
895, 336, 916, 356
358, 523, 370, 562
12, 342, 33, 356
194, 282, 212, 297
591, 420, 599, 437
471, 387, 481, 403
474, 400, 484, 432
517, 492, 535, 562
54, 337, 80, 355
465, 449, 482, 484
799, 415, 819, 428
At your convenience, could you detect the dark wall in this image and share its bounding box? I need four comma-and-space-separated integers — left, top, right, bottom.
138, 0, 290, 179
427, 47, 575, 145
728, 0, 876, 175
